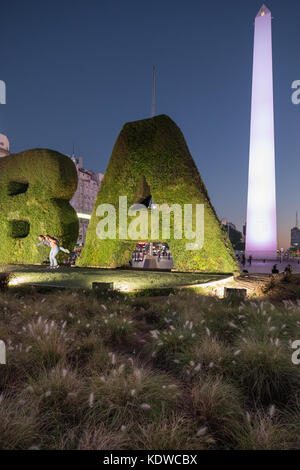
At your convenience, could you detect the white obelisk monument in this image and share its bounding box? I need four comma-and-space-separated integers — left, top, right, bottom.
246, 4, 277, 259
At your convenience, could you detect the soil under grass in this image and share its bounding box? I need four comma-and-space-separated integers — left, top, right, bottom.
0, 285, 299, 450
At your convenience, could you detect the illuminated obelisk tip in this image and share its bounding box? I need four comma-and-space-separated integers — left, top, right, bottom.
245, 4, 277, 260
257, 4, 270, 17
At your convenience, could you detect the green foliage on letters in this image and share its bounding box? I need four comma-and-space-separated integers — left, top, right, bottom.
0, 148, 79, 264
78, 115, 238, 272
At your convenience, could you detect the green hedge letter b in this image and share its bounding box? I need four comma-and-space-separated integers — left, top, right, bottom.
0, 149, 79, 264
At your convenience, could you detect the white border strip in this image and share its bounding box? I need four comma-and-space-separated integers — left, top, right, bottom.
177, 275, 234, 290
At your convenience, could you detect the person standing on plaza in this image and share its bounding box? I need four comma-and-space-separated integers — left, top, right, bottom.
272, 264, 279, 274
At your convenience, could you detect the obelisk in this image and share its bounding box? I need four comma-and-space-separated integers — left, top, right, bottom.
245, 4, 277, 259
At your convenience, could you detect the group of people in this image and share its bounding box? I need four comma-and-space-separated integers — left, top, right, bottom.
272, 263, 293, 275
156, 250, 171, 262
131, 244, 171, 263
36, 235, 70, 269
238, 254, 252, 267
238, 254, 295, 277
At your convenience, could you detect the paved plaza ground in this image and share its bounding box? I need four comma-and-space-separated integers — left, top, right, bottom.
239, 258, 300, 274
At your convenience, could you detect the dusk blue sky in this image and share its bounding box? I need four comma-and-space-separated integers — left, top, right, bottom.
1, 0, 300, 248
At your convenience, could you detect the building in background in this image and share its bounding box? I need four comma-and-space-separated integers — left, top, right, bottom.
221, 218, 244, 251
70, 155, 103, 244
291, 213, 300, 248
0, 134, 9, 157
221, 218, 236, 232
243, 223, 246, 238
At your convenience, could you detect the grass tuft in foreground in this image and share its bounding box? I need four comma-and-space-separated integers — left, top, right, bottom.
0, 287, 299, 449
